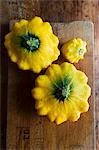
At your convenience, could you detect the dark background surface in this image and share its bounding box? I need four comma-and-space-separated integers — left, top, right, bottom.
0, 0, 99, 149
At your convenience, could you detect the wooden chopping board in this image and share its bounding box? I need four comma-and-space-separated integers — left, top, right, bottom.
7, 21, 95, 150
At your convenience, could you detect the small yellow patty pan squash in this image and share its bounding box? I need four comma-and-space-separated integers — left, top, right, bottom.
4, 17, 60, 73
61, 38, 87, 63
32, 62, 91, 125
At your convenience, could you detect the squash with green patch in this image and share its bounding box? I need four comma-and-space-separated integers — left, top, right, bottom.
32, 62, 91, 125
61, 38, 87, 63
4, 16, 60, 73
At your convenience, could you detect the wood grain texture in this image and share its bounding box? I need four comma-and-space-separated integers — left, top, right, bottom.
6, 21, 95, 150
1, 0, 99, 149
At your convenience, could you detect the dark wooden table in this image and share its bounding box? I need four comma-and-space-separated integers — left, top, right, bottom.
1, 0, 99, 149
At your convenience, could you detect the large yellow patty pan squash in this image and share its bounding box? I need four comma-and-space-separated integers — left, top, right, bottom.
61, 38, 87, 63
4, 17, 60, 73
32, 62, 91, 125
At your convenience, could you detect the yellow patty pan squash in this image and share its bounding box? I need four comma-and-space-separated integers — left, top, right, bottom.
32, 62, 91, 125
4, 17, 60, 73
61, 38, 87, 63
